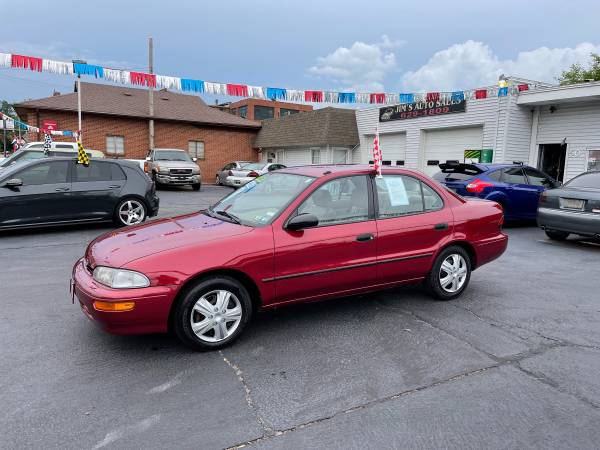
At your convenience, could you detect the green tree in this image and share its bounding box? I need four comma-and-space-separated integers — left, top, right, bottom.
558, 53, 600, 85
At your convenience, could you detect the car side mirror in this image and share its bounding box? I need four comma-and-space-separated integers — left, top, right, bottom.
4, 178, 23, 189
286, 213, 319, 231
145, 156, 151, 161
192, 157, 198, 162
553, 181, 563, 188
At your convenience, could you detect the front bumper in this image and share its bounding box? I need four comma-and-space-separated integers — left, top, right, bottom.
537, 207, 600, 237
156, 173, 201, 186
72, 259, 177, 335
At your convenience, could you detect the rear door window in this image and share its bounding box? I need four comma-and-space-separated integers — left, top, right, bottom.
73, 162, 112, 182
376, 175, 424, 217
501, 167, 527, 184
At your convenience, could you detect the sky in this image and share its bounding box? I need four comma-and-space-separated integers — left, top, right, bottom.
1, 0, 599, 107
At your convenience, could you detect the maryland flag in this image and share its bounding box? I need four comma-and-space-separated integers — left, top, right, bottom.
77, 140, 90, 166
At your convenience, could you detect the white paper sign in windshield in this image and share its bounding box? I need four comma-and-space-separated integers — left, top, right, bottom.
384, 177, 409, 206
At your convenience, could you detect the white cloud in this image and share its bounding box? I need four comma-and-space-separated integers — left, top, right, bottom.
401, 40, 600, 91
308, 35, 405, 91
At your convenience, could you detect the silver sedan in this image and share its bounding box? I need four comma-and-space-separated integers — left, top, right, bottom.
226, 163, 287, 187
215, 161, 253, 186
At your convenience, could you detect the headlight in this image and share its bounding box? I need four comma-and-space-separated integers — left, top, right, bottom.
93, 266, 150, 289
157, 166, 169, 174
191, 167, 200, 174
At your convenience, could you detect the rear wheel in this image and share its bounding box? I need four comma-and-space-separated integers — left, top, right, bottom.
425, 246, 471, 301
114, 198, 147, 227
545, 230, 569, 241
173, 276, 252, 350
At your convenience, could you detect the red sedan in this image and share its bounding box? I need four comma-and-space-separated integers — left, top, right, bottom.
72, 165, 507, 350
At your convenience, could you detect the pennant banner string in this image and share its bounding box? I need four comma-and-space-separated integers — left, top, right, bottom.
0, 50, 533, 104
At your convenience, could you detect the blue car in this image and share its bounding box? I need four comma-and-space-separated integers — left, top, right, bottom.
433, 162, 560, 220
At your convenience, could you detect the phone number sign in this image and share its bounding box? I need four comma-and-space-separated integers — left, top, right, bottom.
379, 99, 466, 122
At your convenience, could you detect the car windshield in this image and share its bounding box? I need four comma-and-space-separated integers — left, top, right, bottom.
565, 171, 600, 189
0, 151, 45, 168
243, 163, 266, 170
208, 172, 315, 227
154, 150, 191, 161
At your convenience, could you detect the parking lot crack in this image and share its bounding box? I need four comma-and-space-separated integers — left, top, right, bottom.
219, 351, 274, 438
513, 361, 600, 411
224, 363, 503, 449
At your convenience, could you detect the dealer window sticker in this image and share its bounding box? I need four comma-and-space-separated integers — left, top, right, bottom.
384, 177, 409, 206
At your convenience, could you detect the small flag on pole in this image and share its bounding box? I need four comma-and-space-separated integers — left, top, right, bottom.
77, 140, 90, 166
43, 132, 52, 155
372, 126, 382, 178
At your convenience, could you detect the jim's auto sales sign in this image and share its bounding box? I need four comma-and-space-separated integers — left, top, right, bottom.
379, 99, 466, 122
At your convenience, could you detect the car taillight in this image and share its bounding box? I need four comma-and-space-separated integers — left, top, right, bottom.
465, 178, 493, 194
228, 170, 233, 176
247, 171, 259, 177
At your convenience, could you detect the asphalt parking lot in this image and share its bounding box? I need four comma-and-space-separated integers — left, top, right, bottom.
1, 185, 600, 450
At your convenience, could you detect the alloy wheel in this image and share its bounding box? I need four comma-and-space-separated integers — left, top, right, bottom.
439, 254, 468, 293
190, 290, 243, 343
118, 200, 145, 225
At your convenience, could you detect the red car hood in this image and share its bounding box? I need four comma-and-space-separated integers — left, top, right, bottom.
86, 212, 252, 268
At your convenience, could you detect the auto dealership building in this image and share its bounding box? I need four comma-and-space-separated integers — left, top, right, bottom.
354, 79, 600, 182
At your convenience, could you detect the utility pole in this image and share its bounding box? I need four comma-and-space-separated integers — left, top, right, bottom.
72, 59, 86, 144
148, 37, 155, 153
2, 116, 6, 157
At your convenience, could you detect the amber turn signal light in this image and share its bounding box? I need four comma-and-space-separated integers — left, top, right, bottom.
93, 301, 135, 312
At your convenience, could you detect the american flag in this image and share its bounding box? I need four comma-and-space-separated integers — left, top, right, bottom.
372, 126, 382, 178
43, 132, 52, 156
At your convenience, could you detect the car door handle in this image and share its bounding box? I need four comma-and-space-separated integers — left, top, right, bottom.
356, 233, 374, 242
55, 187, 70, 192
108, 185, 122, 189
434, 223, 448, 231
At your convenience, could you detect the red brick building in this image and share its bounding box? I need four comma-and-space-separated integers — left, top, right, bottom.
225, 98, 313, 121
14, 83, 262, 182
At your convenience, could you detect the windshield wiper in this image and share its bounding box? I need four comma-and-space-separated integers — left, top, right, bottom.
212, 208, 242, 225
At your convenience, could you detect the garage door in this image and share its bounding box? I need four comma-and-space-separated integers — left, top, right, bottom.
423, 127, 483, 176
361, 133, 406, 166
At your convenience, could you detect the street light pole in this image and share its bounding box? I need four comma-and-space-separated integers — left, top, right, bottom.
77, 75, 82, 143
148, 37, 155, 152
72, 59, 87, 144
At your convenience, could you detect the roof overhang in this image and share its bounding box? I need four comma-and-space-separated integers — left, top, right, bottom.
517, 82, 600, 106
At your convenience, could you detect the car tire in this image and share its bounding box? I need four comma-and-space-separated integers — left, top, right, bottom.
215, 175, 221, 185
152, 172, 160, 189
424, 246, 472, 301
114, 197, 147, 227
545, 230, 569, 241
192, 183, 201, 191
173, 276, 252, 351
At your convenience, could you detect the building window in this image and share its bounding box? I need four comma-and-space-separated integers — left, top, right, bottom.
254, 105, 275, 120
333, 149, 348, 164
311, 148, 321, 164
238, 105, 248, 118
280, 108, 299, 117
106, 135, 125, 156
188, 140, 205, 160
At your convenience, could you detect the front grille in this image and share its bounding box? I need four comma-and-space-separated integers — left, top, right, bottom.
170, 169, 193, 175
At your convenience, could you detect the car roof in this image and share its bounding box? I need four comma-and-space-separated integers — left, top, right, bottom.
5, 156, 137, 169
278, 164, 412, 178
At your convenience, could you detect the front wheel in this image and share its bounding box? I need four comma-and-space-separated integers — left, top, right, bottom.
192, 183, 201, 191
114, 198, 147, 227
545, 230, 569, 241
424, 246, 471, 301
173, 276, 252, 350
215, 175, 221, 185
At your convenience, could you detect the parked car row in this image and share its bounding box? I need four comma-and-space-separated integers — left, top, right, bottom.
433, 161, 600, 241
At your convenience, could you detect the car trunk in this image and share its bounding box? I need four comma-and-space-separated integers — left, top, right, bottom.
541, 187, 600, 213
